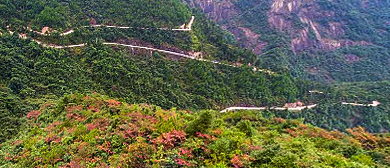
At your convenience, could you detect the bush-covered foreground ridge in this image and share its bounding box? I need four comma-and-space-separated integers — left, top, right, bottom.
2, 93, 390, 167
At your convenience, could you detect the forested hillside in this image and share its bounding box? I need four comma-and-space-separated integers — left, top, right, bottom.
0, 0, 259, 63
266, 81, 390, 133
0, 34, 300, 143
0, 0, 281, 142
185, 0, 390, 82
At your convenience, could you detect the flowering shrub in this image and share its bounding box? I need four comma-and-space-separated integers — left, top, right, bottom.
231, 155, 244, 168
27, 110, 41, 119
2, 94, 390, 167
152, 130, 186, 149
106, 99, 122, 108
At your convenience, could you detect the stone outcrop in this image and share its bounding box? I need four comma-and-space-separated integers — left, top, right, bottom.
267, 0, 374, 52
184, 0, 375, 54
184, 0, 236, 22
183, 0, 266, 55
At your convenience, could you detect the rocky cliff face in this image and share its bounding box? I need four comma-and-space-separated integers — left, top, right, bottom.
183, 0, 266, 54
184, 0, 377, 53
184, 0, 390, 83
184, 0, 237, 22
268, 0, 374, 52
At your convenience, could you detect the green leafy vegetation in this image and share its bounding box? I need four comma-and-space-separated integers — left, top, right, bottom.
2, 93, 390, 167
265, 80, 390, 133
0, 35, 299, 142
189, 0, 390, 82
1, 0, 257, 63
1, 0, 190, 30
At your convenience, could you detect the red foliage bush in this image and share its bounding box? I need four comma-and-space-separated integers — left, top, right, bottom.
248, 145, 262, 151
87, 105, 99, 112
86, 118, 109, 131
66, 105, 83, 113
175, 158, 194, 167
273, 117, 286, 123
231, 154, 253, 168
152, 130, 186, 149
120, 123, 143, 140
231, 155, 243, 168
27, 110, 41, 119
106, 99, 122, 107
45, 135, 61, 144
45, 121, 62, 132
86, 123, 96, 132
196, 132, 217, 143
285, 124, 345, 141
178, 147, 193, 158
346, 127, 387, 149
66, 112, 86, 122
119, 112, 158, 140
97, 141, 114, 155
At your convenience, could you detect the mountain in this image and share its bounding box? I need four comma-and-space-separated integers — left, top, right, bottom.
183, 0, 390, 82
2, 0, 390, 167
0, 0, 259, 63
0, 0, 304, 143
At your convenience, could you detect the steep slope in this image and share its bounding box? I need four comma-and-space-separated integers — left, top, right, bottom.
0, 0, 301, 142
184, 0, 390, 82
0, 0, 259, 63
1, 93, 390, 167
0, 33, 301, 142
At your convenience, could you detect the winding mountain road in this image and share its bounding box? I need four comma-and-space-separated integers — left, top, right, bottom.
2, 32, 381, 113
33, 16, 195, 37
220, 104, 317, 113
341, 101, 380, 107
103, 43, 195, 59
4, 15, 276, 75
4, 30, 276, 75
4, 19, 381, 112
82, 16, 194, 31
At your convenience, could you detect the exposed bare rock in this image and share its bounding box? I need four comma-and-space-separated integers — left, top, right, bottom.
236, 27, 267, 53
320, 38, 342, 50
291, 28, 313, 53
184, 0, 376, 55
325, 22, 345, 39
184, 0, 267, 56
41, 27, 50, 34
238, 27, 260, 42
268, 0, 306, 31
344, 54, 360, 63
253, 42, 268, 55
185, 0, 237, 22
361, 0, 379, 8
267, 0, 374, 53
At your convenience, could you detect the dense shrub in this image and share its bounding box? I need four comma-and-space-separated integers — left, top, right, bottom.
1, 93, 390, 167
